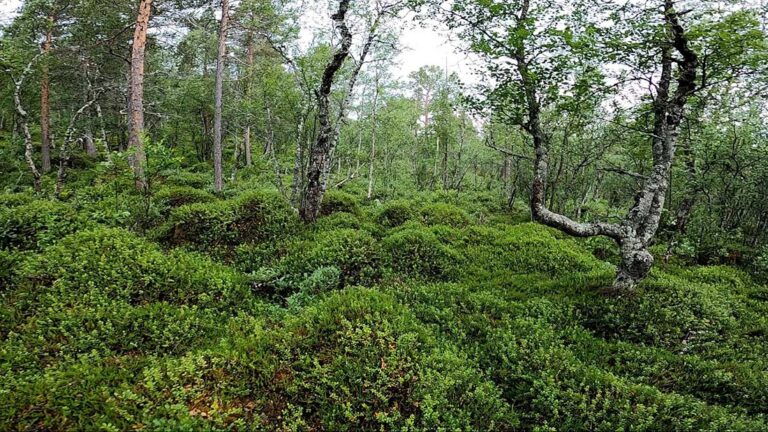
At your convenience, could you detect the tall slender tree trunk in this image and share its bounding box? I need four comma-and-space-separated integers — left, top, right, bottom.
244, 34, 254, 167
83, 70, 97, 158
213, 0, 230, 193
94, 100, 110, 160
40, 17, 53, 173
367, 76, 379, 199
244, 126, 252, 167
14, 56, 43, 192
300, 0, 353, 222
128, 0, 152, 190
290, 109, 308, 206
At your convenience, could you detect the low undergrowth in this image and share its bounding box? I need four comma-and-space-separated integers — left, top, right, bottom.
1, 185, 766, 431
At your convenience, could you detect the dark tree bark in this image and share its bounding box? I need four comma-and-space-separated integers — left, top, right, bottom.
299, 0, 354, 222
127, 0, 152, 190
520, 0, 698, 292
213, 0, 230, 193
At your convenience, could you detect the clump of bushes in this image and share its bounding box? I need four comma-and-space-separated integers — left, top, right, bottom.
376, 199, 417, 228
0, 249, 19, 291
585, 235, 620, 263
18, 227, 252, 311
459, 223, 608, 279
233, 190, 298, 242
314, 211, 362, 231
3, 302, 222, 366
160, 190, 297, 251
0, 200, 90, 251
578, 272, 742, 352
401, 284, 768, 431
420, 203, 472, 228
383, 227, 463, 280
0, 192, 33, 208
154, 185, 216, 211
293, 228, 383, 286
319, 189, 361, 217
97, 288, 516, 431
258, 229, 384, 295
163, 171, 211, 189
161, 199, 237, 248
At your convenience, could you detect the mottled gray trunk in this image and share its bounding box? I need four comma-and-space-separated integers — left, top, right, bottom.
518, 0, 697, 293
13, 55, 43, 192
56, 93, 99, 198
300, 0, 354, 222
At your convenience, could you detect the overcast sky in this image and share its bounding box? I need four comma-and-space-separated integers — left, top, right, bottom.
0, 0, 471, 81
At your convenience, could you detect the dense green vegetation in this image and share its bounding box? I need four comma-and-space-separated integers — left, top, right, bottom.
1, 159, 767, 429
2, 0, 768, 429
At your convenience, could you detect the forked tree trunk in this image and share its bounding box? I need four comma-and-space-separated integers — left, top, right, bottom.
213, 0, 230, 193
128, 0, 152, 190
56, 94, 99, 197
518, 0, 698, 293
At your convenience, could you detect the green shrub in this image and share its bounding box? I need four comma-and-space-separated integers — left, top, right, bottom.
487, 316, 767, 431
154, 185, 216, 210
579, 273, 742, 352
232, 190, 298, 242
102, 288, 516, 431
314, 211, 362, 231
161, 190, 297, 251
375, 199, 417, 228
567, 330, 768, 416
383, 227, 463, 280
0, 353, 150, 430
0, 200, 90, 251
684, 265, 754, 291
18, 227, 252, 312
459, 223, 608, 279
297, 266, 342, 295
752, 246, 768, 284
585, 235, 620, 263
0, 249, 19, 291
0, 192, 34, 208
3, 302, 221, 365
420, 203, 472, 228
396, 283, 767, 431
163, 171, 211, 189
267, 229, 383, 293
161, 199, 236, 249
320, 189, 361, 216
232, 240, 288, 274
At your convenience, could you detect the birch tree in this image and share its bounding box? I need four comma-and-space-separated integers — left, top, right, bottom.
434, 0, 707, 292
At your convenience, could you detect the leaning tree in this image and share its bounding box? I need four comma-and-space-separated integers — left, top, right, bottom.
298, 0, 406, 222
429, 0, 762, 292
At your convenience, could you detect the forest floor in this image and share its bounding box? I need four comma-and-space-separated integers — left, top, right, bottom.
1, 164, 767, 431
